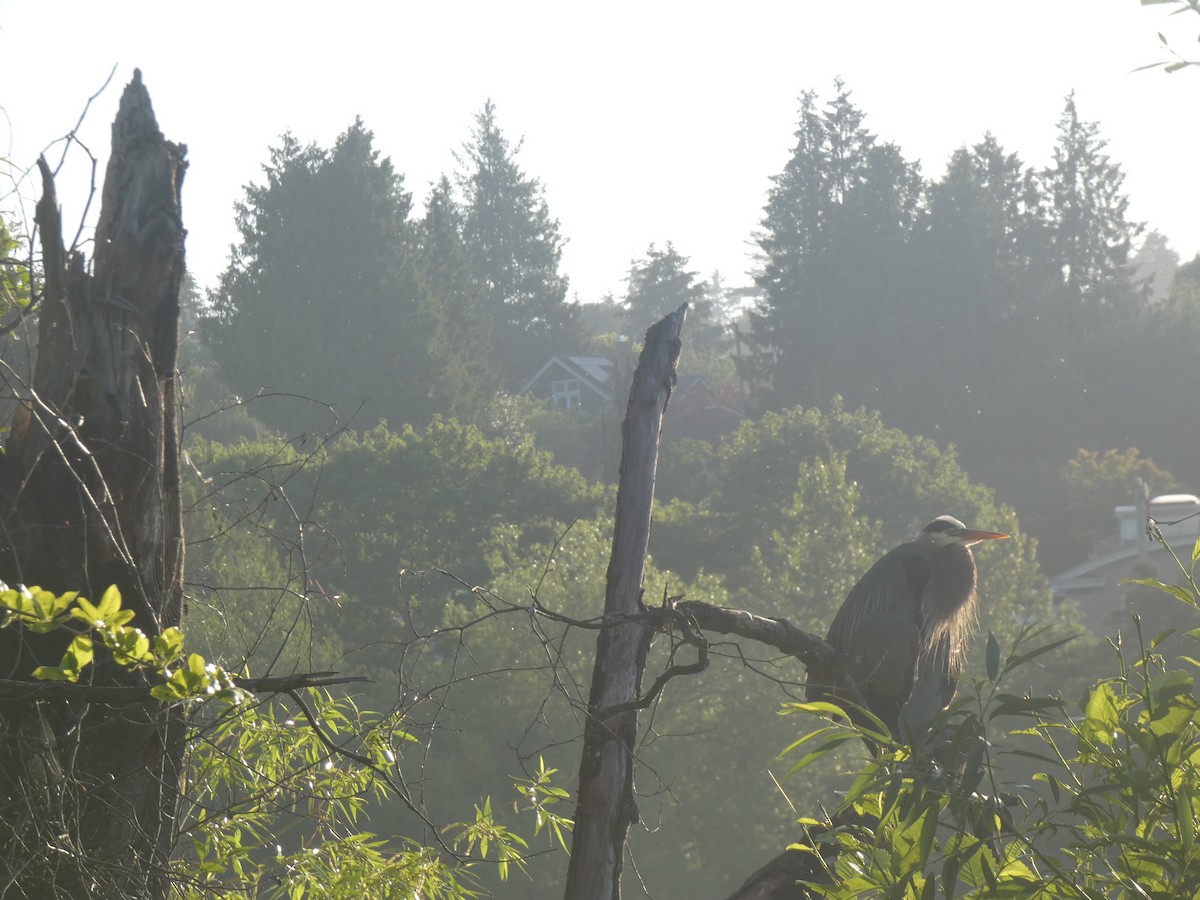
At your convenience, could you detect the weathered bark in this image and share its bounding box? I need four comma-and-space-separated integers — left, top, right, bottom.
0, 70, 186, 899
563, 304, 686, 900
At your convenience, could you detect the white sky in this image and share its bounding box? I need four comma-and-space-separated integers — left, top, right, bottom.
1, 1, 1197, 303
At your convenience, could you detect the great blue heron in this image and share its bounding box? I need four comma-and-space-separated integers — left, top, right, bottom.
806, 515, 1009, 741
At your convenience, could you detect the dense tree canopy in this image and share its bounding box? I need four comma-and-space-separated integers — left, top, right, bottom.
742, 84, 1196, 571
204, 121, 473, 435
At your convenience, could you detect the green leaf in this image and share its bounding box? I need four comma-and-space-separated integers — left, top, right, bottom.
1179, 784, 1195, 859
1145, 670, 1195, 723
781, 731, 861, 777
943, 853, 960, 897
777, 724, 848, 758
150, 683, 181, 701
10, 587, 78, 631
66, 634, 94, 671
986, 630, 1001, 682
154, 626, 185, 662
779, 699, 850, 718
1122, 578, 1198, 609
32, 665, 73, 681
1007, 747, 1069, 771
108, 626, 153, 666
1004, 634, 1080, 671
916, 797, 940, 870
96, 584, 123, 620
1082, 681, 1119, 747
33, 634, 94, 682
72, 596, 102, 625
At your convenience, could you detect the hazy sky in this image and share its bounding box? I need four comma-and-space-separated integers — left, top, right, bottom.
1, 1, 1196, 303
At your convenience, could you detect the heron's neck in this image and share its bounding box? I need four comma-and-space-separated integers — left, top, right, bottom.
939, 544, 979, 611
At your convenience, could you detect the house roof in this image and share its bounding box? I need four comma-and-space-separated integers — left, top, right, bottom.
517, 355, 617, 401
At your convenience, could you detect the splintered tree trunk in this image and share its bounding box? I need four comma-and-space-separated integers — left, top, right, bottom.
0, 70, 186, 898
564, 304, 687, 900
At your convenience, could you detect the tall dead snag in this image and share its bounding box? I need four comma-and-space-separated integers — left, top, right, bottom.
0, 71, 186, 898
564, 304, 687, 900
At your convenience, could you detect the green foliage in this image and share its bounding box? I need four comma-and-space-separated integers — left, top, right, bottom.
398, 512, 749, 896
182, 435, 345, 672
184, 420, 605, 677
177, 690, 485, 900
740, 82, 1200, 563
0, 215, 32, 316
655, 436, 720, 504
0, 583, 241, 698
653, 402, 1054, 648
1, 580, 558, 898
178, 272, 272, 446
489, 390, 618, 479
314, 418, 602, 590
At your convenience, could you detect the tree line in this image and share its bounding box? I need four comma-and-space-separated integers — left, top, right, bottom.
195, 84, 1200, 573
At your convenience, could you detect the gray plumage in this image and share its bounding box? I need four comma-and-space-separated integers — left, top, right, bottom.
808, 515, 1008, 739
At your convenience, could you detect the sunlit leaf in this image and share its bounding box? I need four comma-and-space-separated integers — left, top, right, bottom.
1082, 681, 1119, 747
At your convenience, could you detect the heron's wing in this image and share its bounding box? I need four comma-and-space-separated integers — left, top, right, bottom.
849, 613, 921, 735
826, 543, 930, 652
816, 544, 932, 733
900, 632, 959, 737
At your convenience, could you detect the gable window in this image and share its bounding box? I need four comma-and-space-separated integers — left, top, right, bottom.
550, 378, 582, 410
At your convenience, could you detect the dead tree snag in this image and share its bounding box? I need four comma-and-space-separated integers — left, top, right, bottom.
563, 304, 687, 900
0, 70, 187, 899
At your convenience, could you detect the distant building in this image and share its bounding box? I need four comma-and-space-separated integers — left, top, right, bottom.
517, 351, 745, 449
1050, 493, 1200, 633
517, 355, 621, 412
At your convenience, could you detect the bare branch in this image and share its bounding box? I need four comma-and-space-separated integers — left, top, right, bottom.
0, 670, 369, 703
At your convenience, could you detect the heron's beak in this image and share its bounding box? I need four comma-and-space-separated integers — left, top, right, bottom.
956, 528, 1010, 546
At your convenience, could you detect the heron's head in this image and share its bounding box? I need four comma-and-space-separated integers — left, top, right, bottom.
921, 515, 1010, 548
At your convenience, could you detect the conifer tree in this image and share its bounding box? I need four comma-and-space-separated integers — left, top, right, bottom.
457, 101, 582, 385
746, 82, 922, 411
1040, 93, 1143, 315
622, 241, 725, 347
419, 176, 497, 421
205, 121, 455, 433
